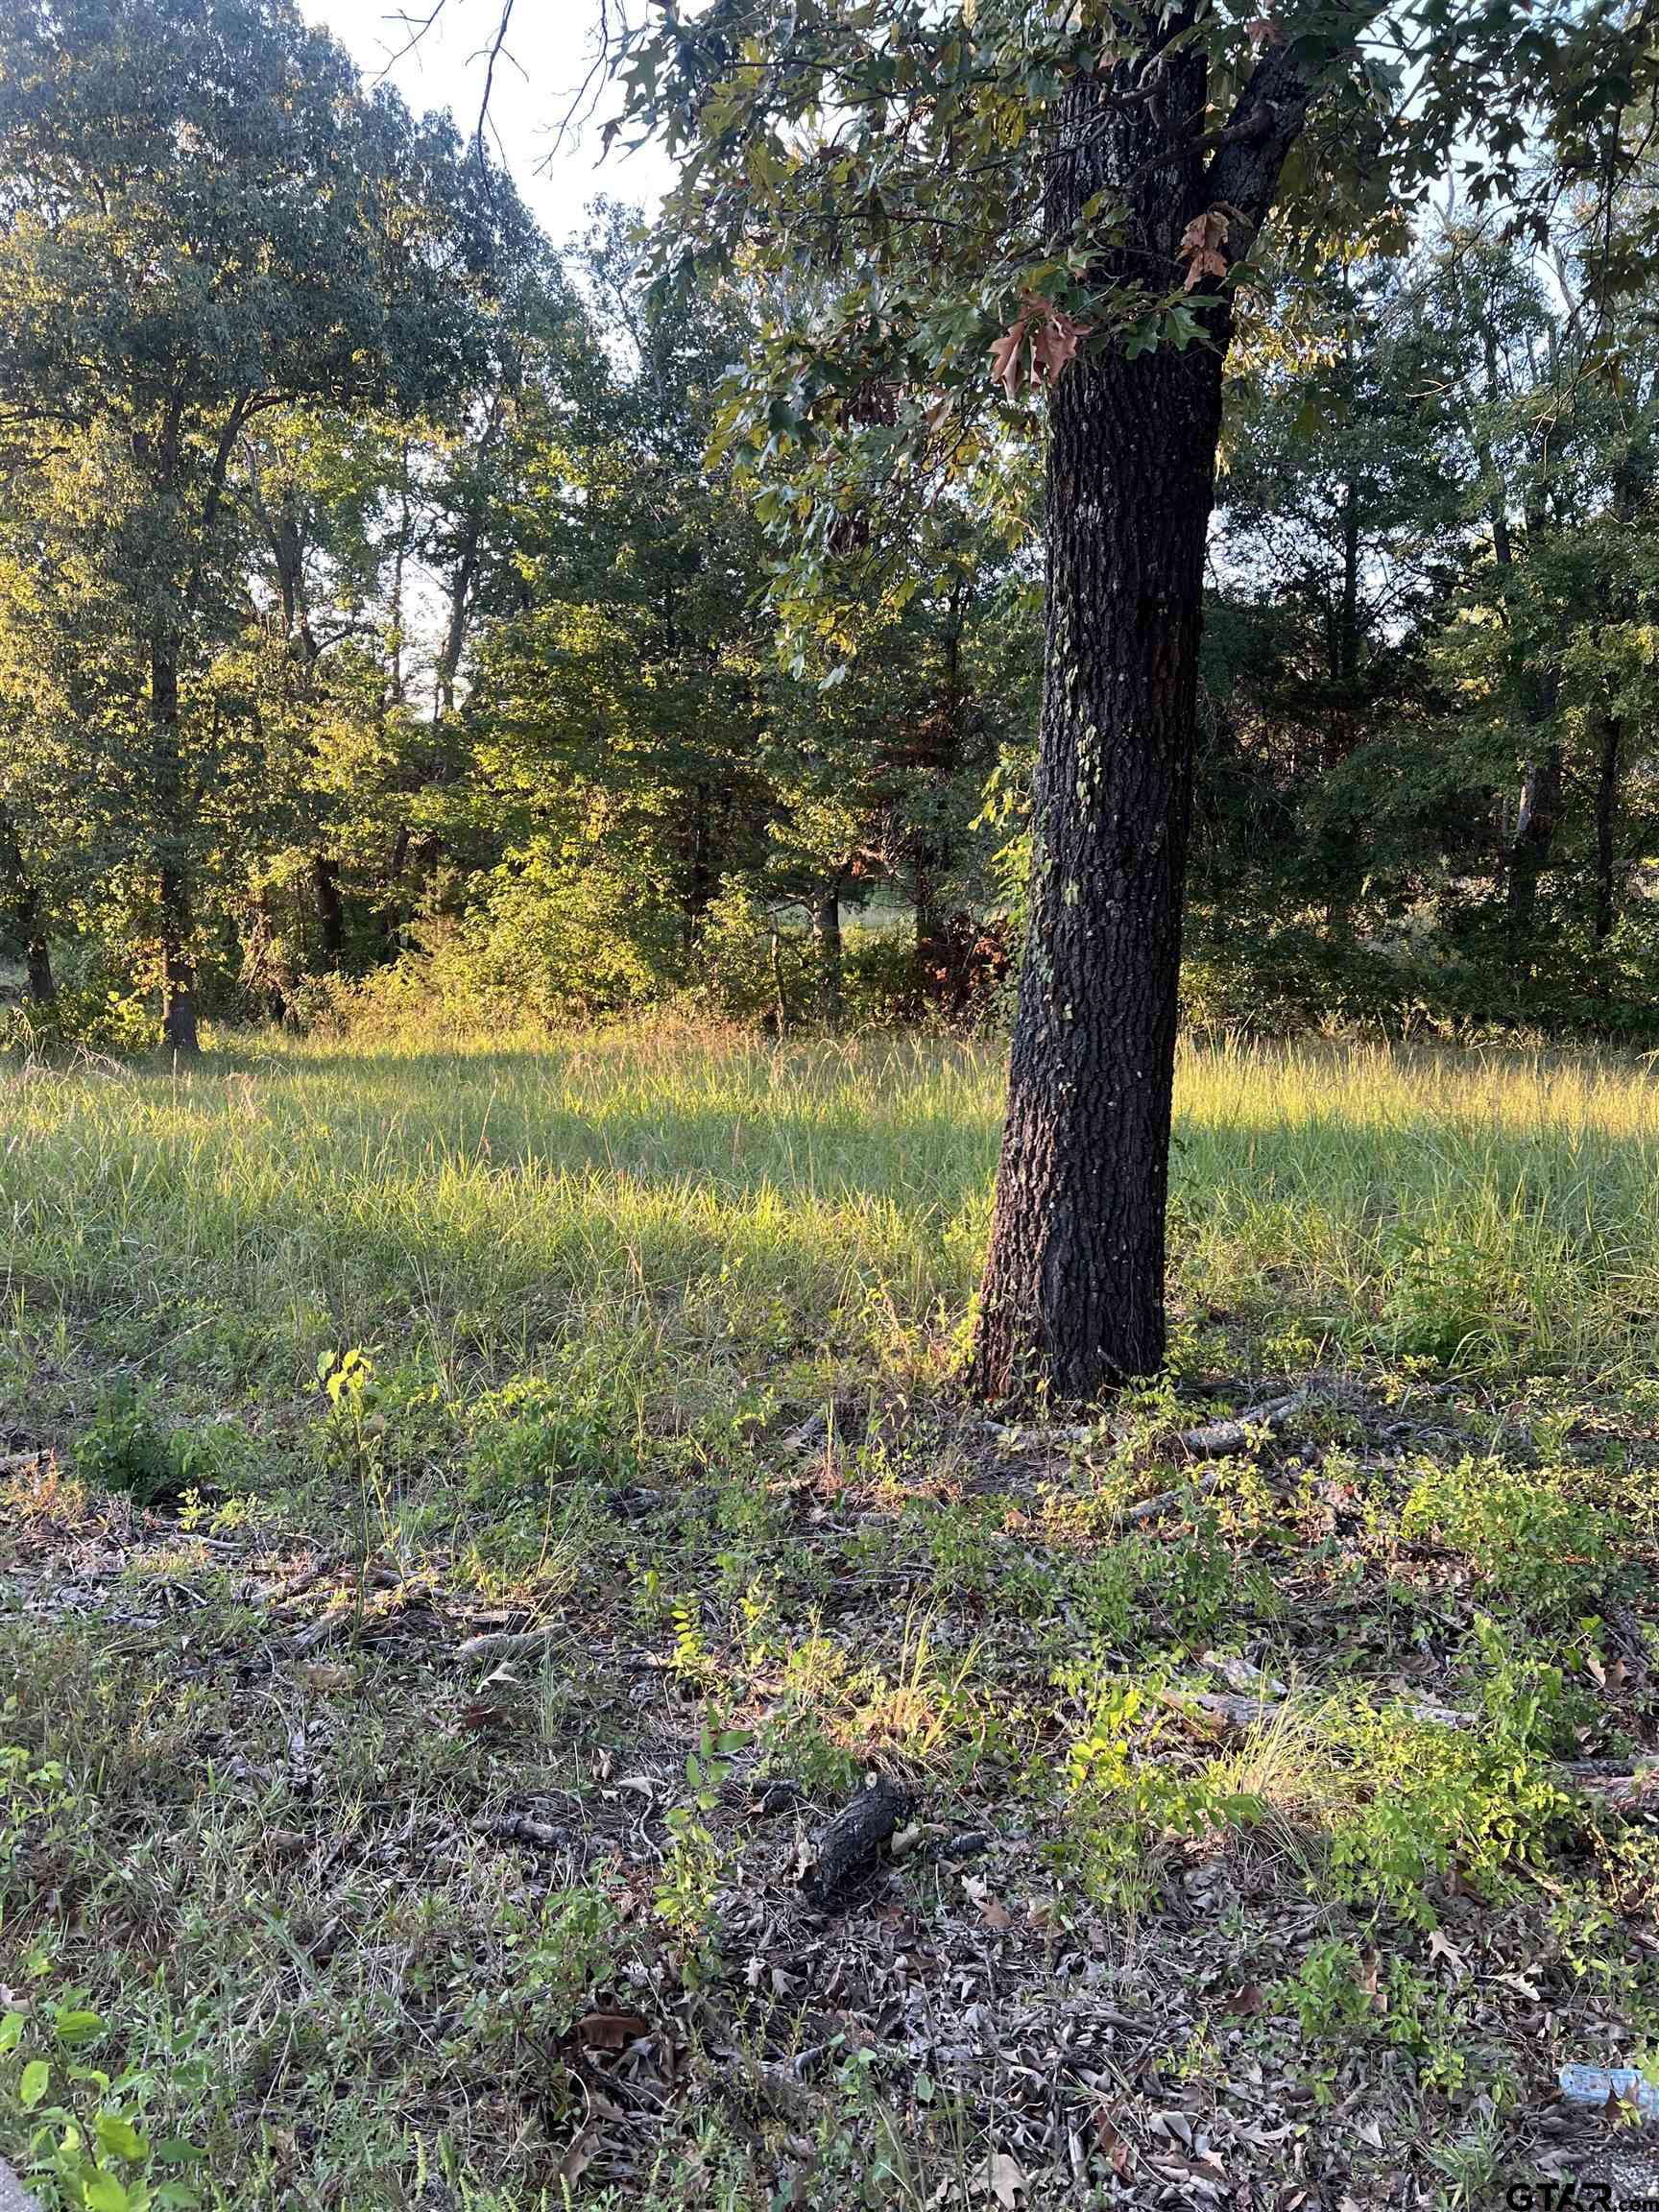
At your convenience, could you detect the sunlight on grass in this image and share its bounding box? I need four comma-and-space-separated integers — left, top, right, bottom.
5, 1027, 1658, 1427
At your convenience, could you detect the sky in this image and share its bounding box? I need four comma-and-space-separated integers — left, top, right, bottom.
297, 1, 677, 242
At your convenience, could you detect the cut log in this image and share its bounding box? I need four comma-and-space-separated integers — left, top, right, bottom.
801, 1776, 910, 1906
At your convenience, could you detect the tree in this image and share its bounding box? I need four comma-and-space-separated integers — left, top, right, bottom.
0, 0, 499, 1049
581, 0, 1656, 1402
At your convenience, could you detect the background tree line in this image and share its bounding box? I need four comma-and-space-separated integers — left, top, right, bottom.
4, 0, 1659, 1054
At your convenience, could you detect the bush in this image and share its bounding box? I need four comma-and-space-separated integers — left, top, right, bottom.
693, 889, 811, 1025
1, 980, 156, 1058
75, 1382, 227, 1507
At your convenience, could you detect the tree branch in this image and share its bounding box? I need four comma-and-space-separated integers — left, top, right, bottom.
1200, 40, 1319, 244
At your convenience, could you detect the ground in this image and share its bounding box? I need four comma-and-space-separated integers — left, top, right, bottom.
2, 1025, 1659, 2210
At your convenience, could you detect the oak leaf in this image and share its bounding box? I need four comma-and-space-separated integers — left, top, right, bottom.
990, 297, 1094, 399
577, 2009, 650, 2051
1179, 208, 1231, 291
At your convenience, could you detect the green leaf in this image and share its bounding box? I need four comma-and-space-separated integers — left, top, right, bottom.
54, 2008, 105, 2047
0, 2012, 23, 2054
18, 2057, 50, 2109
82, 2176, 131, 2212
96, 2111, 151, 2161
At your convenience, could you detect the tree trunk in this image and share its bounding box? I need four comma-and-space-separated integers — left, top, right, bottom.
1505, 734, 1561, 954
1, 810, 54, 1003
314, 853, 346, 965
683, 782, 714, 956
769, 926, 790, 1037
151, 638, 200, 1056
25, 925, 54, 1005
969, 60, 1231, 1404
914, 869, 945, 1000
1594, 713, 1622, 946
812, 883, 843, 1027
159, 864, 199, 1054
1337, 473, 1360, 692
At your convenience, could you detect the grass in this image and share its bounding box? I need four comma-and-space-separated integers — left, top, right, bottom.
2, 1022, 1659, 2208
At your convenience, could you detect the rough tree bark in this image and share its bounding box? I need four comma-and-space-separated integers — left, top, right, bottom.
968, 36, 1310, 1404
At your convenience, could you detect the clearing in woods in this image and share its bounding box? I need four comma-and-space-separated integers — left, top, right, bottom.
3, 1025, 1659, 2206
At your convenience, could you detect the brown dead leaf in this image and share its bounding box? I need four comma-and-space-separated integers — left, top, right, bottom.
1179, 207, 1231, 291
990, 297, 1093, 400
1029, 305, 1091, 384
984, 2149, 1026, 2207
1427, 1929, 1468, 1980
577, 2010, 650, 2052
990, 315, 1030, 402
559, 2130, 597, 2185
962, 1872, 1014, 1931
1093, 2109, 1134, 2178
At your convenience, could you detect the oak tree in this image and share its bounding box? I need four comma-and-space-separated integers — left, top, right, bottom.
590, 0, 1657, 1401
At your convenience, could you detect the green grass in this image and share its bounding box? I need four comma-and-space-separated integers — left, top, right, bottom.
2, 1023, 1658, 2208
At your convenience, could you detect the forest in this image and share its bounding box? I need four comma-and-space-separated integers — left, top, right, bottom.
6, 2, 1659, 1065
6, 0, 1659, 2207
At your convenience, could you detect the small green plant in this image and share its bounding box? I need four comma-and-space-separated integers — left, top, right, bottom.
656, 1708, 750, 1979
1274, 1937, 1382, 2044
0, 1731, 76, 1903
74, 1385, 223, 1509
2, 2000, 205, 2211
1059, 1672, 1262, 1911
316, 1346, 389, 1629
1272, 1941, 1479, 2101
1327, 1626, 1574, 1927
668, 1599, 717, 1690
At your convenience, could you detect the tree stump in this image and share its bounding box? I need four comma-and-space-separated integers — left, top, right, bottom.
800, 1776, 910, 1906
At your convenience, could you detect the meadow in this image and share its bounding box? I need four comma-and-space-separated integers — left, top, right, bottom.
3, 1025, 1659, 2208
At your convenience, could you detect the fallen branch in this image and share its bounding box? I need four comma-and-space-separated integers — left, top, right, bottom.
288, 1606, 355, 1655
1123, 1468, 1225, 1526
480, 1810, 565, 1848
1566, 1762, 1659, 1814
1116, 1395, 1315, 1526
1158, 1684, 1478, 1736
1176, 1390, 1309, 1457
1159, 1693, 1659, 1811
455, 1625, 561, 1666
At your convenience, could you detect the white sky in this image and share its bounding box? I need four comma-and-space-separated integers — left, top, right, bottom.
297, 1, 677, 242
